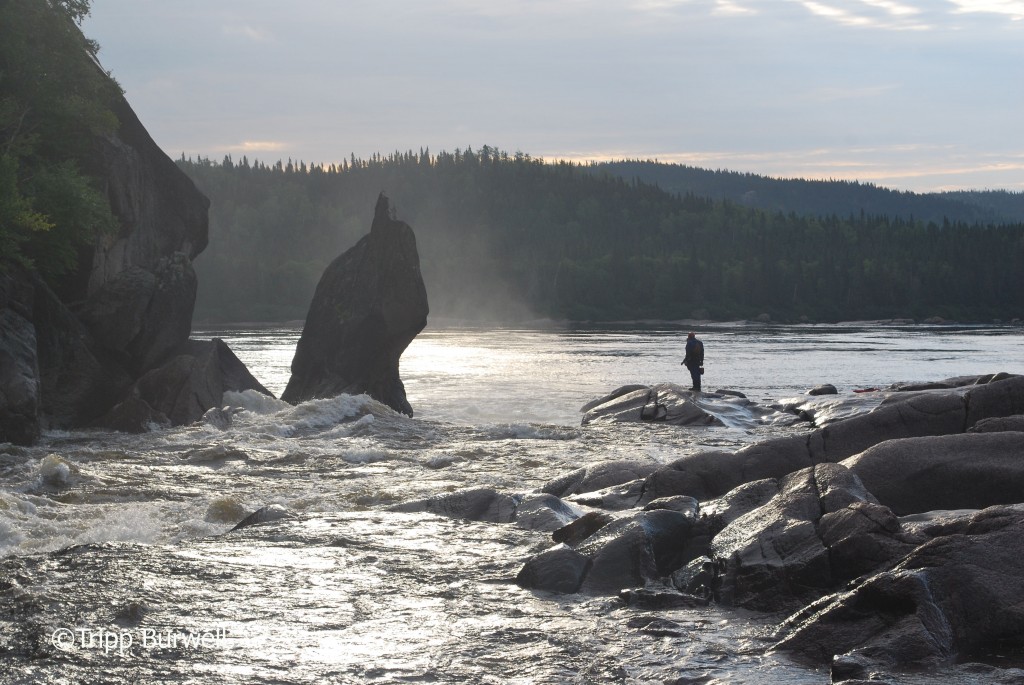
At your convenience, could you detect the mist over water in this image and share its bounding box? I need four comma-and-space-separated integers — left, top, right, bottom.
2, 324, 1022, 683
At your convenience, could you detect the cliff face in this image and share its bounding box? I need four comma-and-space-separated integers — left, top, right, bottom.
0, 53, 266, 445
71, 96, 210, 376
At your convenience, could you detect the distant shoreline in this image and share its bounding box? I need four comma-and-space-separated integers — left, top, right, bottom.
192, 317, 1024, 331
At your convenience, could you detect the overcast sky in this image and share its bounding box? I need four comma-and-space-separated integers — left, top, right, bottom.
82, 1, 1023, 193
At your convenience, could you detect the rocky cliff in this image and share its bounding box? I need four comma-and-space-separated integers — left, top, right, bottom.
0, 56, 267, 444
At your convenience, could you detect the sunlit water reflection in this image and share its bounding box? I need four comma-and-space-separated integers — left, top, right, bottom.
2, 323, 1022, 683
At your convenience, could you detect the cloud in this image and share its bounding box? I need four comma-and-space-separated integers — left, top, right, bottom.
797, 0, 933, 29
948, 0, 1024, 20
221, 141, 288, 152
859, 0, 921, 17
713, 0, 755, 16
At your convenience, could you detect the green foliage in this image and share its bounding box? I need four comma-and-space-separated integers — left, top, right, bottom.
0, 154, 53, 265
180, 150, 1024, 324
23, 160, 116, 279
0, 0, 119, 281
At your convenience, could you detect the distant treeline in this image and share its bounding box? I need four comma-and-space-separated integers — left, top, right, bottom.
179, 148, 1024, 324
592, 161, 1024, 227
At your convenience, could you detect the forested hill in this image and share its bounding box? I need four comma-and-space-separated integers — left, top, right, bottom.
179, 149, 1024, 324
591, 161, 1024, 226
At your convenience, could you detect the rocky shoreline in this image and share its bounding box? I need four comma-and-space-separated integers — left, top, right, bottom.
393, 373, 1024, 684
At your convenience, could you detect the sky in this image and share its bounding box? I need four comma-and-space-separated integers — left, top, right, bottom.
82, 0, 1024, 193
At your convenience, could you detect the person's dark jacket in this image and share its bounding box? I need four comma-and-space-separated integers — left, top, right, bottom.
683, 338, 704, 369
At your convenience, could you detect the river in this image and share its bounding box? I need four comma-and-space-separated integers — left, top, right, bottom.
1, 323, 1022, 684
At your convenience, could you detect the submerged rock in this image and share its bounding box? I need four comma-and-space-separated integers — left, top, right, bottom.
390, 487, 520, 523
390, 488, 586, 532
231, 504, 295, 531
282, 193, 428, 416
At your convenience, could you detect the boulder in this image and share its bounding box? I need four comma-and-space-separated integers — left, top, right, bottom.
513, 494, 583, 532
566, 478, 646, 510
807, 383, 838, 396
581, 383, 726, 426
515, 543, 590, 594
817, 501, 915, 582
578, 509, 697, 594
711, 463, 909, 612
99, 338, 271, 430
638, 450, 744, 503
540, 458, 660, 498
0, 267, 41, 445
389, 487, 519, 523
97, 394, 168, 433
774, 506, 1024, 671
670, 556, 717, 597
841, 432, 1024, 515
700, 478, 781, 531
518, 508, 699, 595
963, 374, 1024, 426
643, 495, 699, 515
579, 384, 649, 412
282, 193, 428, 416
969, 415, 1024, 433
552, 511, 615, 546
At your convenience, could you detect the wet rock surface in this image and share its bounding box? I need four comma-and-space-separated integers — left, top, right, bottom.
581, 383, 797, 428
775, 506, 1024, 674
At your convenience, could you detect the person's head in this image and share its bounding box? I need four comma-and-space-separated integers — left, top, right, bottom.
687, 332, 695, 339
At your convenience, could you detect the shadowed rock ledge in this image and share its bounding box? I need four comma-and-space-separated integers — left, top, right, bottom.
281, 193, 429, 416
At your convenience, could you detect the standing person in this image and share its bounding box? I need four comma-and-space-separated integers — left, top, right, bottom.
682, 332, 704, 392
